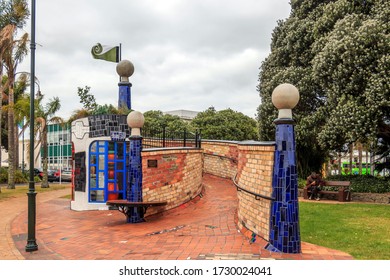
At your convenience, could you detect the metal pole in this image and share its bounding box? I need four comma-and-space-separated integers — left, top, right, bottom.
59, 138, 62, 184
26, 0, 38, 252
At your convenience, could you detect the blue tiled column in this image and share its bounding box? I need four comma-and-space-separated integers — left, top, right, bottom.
127, 135, 143, 223
267, 118, 301, 253
118, 82, 131, 110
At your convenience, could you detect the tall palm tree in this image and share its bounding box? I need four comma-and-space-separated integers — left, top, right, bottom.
35, 96, 63, 188
0, 25, 15, 168
1, 0, 29, 189
3, 29, 28, 189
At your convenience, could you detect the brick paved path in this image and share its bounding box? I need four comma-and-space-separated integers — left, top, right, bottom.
3, 175, 353, 260
0, 186, 69, 259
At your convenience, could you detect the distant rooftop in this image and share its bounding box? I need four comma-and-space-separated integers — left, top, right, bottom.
163, 110, 199, 121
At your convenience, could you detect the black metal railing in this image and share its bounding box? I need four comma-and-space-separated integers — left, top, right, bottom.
233, 173, 275, 201
142, 128, 201, 149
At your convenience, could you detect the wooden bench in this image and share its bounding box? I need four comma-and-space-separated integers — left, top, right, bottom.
303, 181, 351, 202
106, 200, 167, 223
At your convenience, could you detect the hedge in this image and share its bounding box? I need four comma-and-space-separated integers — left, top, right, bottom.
298, 175, 390, 193
325, 175, 390, 194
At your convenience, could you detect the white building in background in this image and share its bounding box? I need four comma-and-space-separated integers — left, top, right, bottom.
163, 110, 199, 121
1, 123, 72, 172
1, 139, 41, 170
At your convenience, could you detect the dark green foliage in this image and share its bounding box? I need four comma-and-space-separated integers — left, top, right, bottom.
326, 174, 390, 193
77, 86, 97, 112
192, 107, 258, 141
258, 0, 390, 177
143, 110, 190, 135
0, 167, 27, 183
93, 104, 120, 115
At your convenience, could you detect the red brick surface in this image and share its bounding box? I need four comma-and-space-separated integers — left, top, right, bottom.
9, 174, 353, 260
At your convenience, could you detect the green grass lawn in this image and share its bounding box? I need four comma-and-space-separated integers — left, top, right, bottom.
299, 201, 390, 260
0, 183, 69, 201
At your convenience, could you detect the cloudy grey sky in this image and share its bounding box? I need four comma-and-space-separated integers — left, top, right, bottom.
18, 0, 291, 119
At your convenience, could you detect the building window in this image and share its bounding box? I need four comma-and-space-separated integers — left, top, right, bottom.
89, 140, 128, 203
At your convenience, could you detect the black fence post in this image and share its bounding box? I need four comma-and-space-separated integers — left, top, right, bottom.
196, 130, 201, 148
183, 129, 187, 147
162, 127, 166, 148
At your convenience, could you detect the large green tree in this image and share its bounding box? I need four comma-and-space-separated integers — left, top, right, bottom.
143, 110, 190, 135
257, 0, 389, 177
192, 107, 258, 141
0, 0, 29, 188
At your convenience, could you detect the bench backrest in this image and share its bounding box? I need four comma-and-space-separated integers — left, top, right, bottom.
324, 181, 350, 187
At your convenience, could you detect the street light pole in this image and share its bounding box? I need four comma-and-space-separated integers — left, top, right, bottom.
25, 0, 38, 252
59, 138, 62, 184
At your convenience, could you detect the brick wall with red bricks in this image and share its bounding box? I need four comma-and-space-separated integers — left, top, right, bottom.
142, 149, 203, 216
140, 141, 275, 242
235, 143, 275, 240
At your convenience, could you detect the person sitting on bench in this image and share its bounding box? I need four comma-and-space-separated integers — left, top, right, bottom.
306, 172, 324, 201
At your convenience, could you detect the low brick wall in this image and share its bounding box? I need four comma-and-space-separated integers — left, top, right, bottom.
235, 142, 275, 239
202, 140, 238, 179
140, 140, 277, 241
142, 148, 203, 216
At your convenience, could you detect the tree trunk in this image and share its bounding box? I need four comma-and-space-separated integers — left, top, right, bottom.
370, 143, 375, 176
358, 142, 363, 175
41, 126, 49, 188
349, 143, 353, 175
7, 85, 15, 189
0, 58, 3, 169
15, 123, 19, 169
365, 145, 369, 176
338, 151, 342, 175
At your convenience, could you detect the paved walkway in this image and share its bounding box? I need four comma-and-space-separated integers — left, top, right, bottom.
2, 174, 353, 260
0, 186, 70, 259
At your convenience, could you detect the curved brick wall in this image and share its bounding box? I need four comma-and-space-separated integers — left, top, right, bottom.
140, 140, 276, 242
142, 148, 203, 216
199, 140, 276, 240
235, 142, 275, 240
202, 140, 239, 179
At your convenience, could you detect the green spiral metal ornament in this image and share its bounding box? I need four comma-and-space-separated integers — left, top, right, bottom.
91, 43, 119, 62
91, 43, 103, 56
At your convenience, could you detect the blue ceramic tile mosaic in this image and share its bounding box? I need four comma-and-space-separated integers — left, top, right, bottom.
127, 137, 143, 202
268, 121, 301, 253
118, 83, 131, 110
127, 136, 144, 223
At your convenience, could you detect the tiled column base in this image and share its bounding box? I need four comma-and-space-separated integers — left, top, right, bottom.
127, 136, 143, 223
267, 120, 301, 253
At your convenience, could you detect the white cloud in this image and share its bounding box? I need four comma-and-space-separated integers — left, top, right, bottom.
17, 0, 291, 119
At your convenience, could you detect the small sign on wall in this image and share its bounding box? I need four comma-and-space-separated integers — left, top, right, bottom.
147, 159, 158, 168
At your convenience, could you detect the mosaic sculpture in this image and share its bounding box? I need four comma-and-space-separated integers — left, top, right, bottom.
267, 83, 301, 253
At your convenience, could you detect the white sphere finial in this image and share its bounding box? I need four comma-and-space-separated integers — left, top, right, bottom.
116, 60, 134, 82
271, 83, 300, 119
127, 111, 144, 136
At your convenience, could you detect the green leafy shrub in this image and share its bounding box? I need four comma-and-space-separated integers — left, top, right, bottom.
0, 167, 8, 183
298, 178, 306, 189
0, 167, 33, 184
326, 175, 390, 193
14, 170, 28, 183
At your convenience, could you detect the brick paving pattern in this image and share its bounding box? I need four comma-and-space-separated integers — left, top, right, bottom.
1, 174, 353, 260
